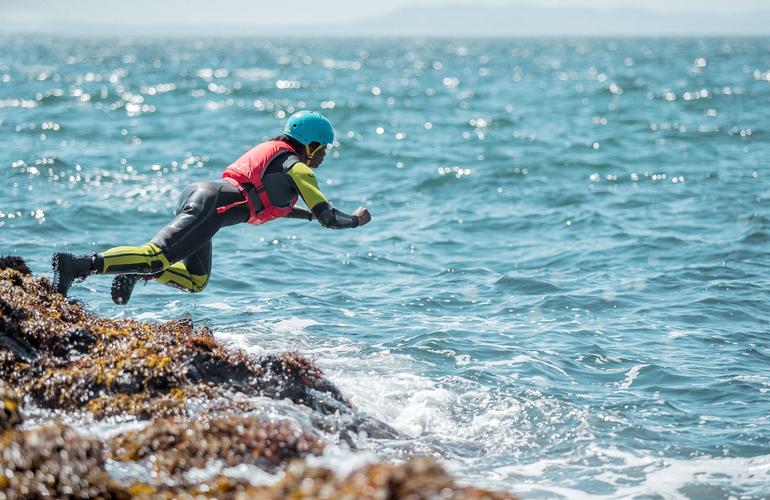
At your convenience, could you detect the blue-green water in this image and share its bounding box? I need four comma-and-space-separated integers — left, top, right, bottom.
2, 37, 770, 497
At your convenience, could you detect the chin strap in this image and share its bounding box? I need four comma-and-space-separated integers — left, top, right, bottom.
304, 144, 325, 165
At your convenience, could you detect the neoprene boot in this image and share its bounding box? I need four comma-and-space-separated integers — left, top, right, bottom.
51, 252, 99, 297
111, 274, 140, 305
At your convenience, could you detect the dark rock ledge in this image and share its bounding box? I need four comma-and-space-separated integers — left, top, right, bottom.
0, 256, 516, 498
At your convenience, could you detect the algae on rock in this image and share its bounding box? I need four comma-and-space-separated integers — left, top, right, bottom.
0, 258, 351, 419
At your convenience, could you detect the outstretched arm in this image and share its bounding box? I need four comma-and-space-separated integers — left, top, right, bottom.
286, 162, 371, 228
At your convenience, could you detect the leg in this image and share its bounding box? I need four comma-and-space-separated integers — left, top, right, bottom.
99, 242, 170, 275
53, 245, 165, 299
154, 241, 211, 293
109, 183, 225, 304
54, 181, 236, 302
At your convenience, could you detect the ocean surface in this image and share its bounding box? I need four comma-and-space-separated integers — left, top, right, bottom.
2, 36, 770, 498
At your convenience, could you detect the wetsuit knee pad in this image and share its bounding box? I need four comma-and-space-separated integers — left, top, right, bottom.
154, 263, 209, 293
100, 243, 170, 275
187, 274, 208, 293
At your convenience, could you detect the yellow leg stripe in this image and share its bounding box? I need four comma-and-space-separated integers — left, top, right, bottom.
101, 243, 170, 274
155, 262, 208, 293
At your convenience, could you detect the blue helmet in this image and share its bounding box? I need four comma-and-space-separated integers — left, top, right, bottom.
283, 111, 334, 146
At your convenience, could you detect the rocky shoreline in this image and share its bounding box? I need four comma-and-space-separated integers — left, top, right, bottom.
0, 256, 516, 498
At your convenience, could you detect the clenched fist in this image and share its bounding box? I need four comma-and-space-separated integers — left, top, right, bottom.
353, 207, 372, 226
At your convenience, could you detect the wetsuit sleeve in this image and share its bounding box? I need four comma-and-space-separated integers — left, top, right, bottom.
286, 162, 359, 229
286, 207, 313, 220
312, 202, 359, 229
286, 162, 328, 209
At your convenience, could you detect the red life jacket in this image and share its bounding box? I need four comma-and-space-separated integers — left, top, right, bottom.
218, 140, 299, 225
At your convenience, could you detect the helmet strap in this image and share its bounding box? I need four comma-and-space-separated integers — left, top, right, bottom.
304, 144, 325, 165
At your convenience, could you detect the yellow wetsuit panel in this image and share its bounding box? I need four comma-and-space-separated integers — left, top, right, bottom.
286, 162, 328, 210
155, 262, 209, 293
101, 243, 169, 274
100, 243, 208, 293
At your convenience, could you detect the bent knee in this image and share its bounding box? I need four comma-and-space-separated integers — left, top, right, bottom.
188, 275, 209, 293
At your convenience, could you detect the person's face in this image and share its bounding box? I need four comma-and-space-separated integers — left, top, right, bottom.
307, 143, 327, 168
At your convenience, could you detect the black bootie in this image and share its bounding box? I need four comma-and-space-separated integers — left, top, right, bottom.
111, 274, 140, 305
51, 252, 98, 297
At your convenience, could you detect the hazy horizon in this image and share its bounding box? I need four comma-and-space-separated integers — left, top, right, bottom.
2, 0, 769, 36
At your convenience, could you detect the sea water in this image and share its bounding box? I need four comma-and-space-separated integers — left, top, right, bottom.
1, 37, 769, 498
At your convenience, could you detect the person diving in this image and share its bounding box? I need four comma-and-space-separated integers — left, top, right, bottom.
51, 111, 371, 304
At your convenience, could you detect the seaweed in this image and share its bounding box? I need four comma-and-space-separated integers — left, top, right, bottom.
109, 415, 325, 476
0, 259, 350, 418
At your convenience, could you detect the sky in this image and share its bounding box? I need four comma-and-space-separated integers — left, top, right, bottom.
1, 0, 768, 34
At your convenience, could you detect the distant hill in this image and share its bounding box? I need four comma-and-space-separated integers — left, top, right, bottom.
1, 2, 769, 37
319, 5, 770, 37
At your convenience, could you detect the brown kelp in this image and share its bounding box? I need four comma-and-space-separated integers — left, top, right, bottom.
0, 257, 349, 419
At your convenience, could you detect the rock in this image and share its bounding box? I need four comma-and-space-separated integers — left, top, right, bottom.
1, 382, 23, 431
0, 422, 121, 498
106, 457, 519, 499
257, 352, 353, 413
61, 326, 97, 355
109, 415, 325, 478
0, 258, 352, 420
1, 392, 516, 499
0, 332, 38, 363
0, 256, 31, 275
260, 457, 517, 499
